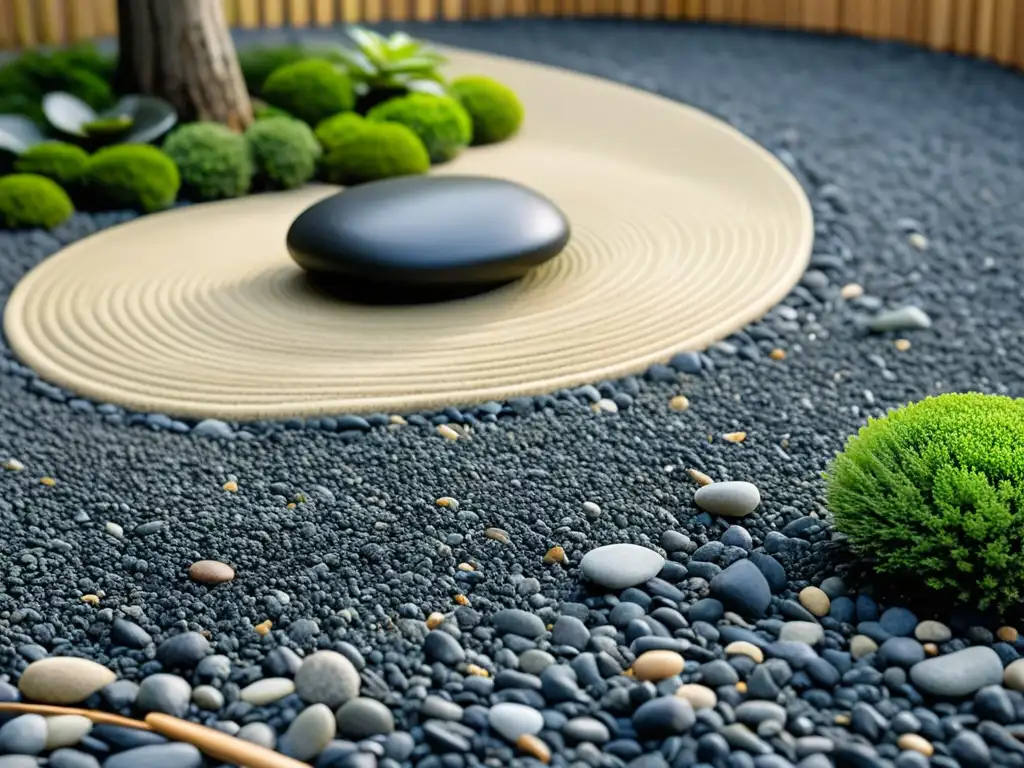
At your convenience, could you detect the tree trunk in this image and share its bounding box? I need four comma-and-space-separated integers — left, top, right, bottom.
114, 0, 253, 131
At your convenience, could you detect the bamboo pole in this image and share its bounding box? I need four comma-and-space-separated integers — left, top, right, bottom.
288, 0, 312, 25
36, 0, 64, 43
953, 0, 977, 54
236, 0, 261, 27
974, 0, 997, 59
312, 0, 336, 25
0, 0, 15, 48
992, 0, 1017, 63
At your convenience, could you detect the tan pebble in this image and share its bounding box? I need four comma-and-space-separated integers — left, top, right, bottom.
769, 348, 787, 361
687, 468, 714, 486
222, 480, 238, 492
426, 612, 445, 629
850, 634, 878, 660
1004, 658, 1024, 691
633, 650, 685, 681
44, 714, 93, 750
466, 663, 490, 677
389, 415, 407, 425
286, 502, 296, 509
437, 425, 460, 441
735, 681, 747, 693
834, 714, 851, 726
914, 620, 952, 643
674, 684, 717, 710
722, 432, 747, 444
923, 642, 939, 656
897, 733, 934, 756
840, 283, 864, 300
454, 594, 470, 606
254, 620, 272, 636
19, 658, 116, 704
2, 458, 25, 471
669, 395, 690, 412
725, 641, 764, 663
485, 527, 511, 544
998, 626, 1019, 643
596, 398, 618, 413
458, 563, 475, 572
544, 546, 567, 565
80, 595, 99, 605
894, 339, 911, 352
799, 586, 831, 617
188, 560, 235, 585
909, 232, 929, 250
40, 476, 56, 487
516, 733, 551, 763
435, 497, 459, 509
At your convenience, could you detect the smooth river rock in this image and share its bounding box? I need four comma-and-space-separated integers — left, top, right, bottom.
909, 646, 1003, 697
18, 658, 116, 704
580, 543, 665, 590
693, 481, 761, 517
488, 702, 545, 743
294, 650, 361, 708
287, 175, 570, 292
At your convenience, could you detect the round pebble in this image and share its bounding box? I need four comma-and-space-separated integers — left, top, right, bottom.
187, 560, 235, 585
18, 658, 116, 705
798, 586, 830, 617
579, 543, 665, 590
633, 650, 685, 681
488, 702, 545, 743
693, 481, 761, 517
277, 703, 336, 761
239, 677, 295, 706
914, 620, 952, 643
44, 715, 92, 750
897, 733, 934, 756
674, 684, 717, 710
294, 650, 361, 708
336, 697, 396, 739
909, 646, 1003, 697
724, 641, 764, 663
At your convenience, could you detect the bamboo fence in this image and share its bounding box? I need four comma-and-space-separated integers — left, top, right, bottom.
0, 0, 1022, 70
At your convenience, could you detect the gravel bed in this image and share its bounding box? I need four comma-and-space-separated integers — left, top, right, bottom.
1, 19, 1024, 768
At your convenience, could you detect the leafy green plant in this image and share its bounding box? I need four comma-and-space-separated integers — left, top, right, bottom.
319, 115, 429, 186
246, 116, 321, 191
450, 75, 524, 145
42, 92, 177, 147
78, 144, 180, 213
0, 173, 75, 230
367, 93, 471, 164
262, 59, 355, 127
0, 45, 114, 125
827, 392, 1024, 612
14, 142, 90, 187
162, 123, 253, 202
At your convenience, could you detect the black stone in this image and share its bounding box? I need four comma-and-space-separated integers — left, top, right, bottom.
286, 175, 570, 303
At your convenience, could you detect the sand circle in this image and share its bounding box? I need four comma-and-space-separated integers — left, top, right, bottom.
3, 47, 812, 420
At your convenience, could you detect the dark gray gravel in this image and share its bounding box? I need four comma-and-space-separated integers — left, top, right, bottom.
1, 19, 1024, 768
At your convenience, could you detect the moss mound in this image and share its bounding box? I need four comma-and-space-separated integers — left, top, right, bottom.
450, 75, 524, 145
320, 117, 429, 186
367, 93, 472, 164
79, 145, 180, 213
262, 59, 355, 127
162, 123, 253, 202
14, 142, 90, 186
314, 112, 367, 153
238, 45, 308, 97
0, 174, 74, 229
826, 392, 1024, 612
245, 116, 321, 191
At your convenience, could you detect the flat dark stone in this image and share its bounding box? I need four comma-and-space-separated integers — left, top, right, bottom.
286, 175, 570, 302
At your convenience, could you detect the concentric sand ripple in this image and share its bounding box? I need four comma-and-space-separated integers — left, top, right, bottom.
3, 46, 813, 419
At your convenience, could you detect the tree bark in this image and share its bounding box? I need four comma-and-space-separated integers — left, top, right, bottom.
114, 0, 253, 131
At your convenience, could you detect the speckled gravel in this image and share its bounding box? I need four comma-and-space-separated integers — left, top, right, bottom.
1, 19, 1024, 768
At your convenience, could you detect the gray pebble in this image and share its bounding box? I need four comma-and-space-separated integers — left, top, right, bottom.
488, 702, 544, 742
337, 697, 396, 739
909, 646, 1002, 697
0, 714, 47, 755
693, 481, 761, 518
580, 543, 664, 590
294, 651, 361, 708
866, 305, 932, 332
136, 674, 192, 718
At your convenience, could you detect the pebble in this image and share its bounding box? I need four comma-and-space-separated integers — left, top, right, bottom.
277, 703, 336, 761
0, 714, 47, 755
563, 717, 611, 743
516, 733, 551, 763
336, 697, 395, 738
191, 685, 224, 711
710, 559, 771, 618
136, 674, 192, 718
669, 395, 690, 411
240, 677, 295, 705
798, 586, 830, 617
488, 702, 544, 742
632, 650, 685, 681
850, 635, 878, 660
779, 621, 824, 646
693, 481, 761, 517
294, 650, 361, 708
48, 749, 101, 768
725, 641, 764, 663
238, 722, 276, 749
102, 743, 202, 768
914, 620, 952, 643
44, 715, 92, 750
110, 619, 152, 649
674, 684, 717, 710
155, 632, 209, 669
187, 560, 235, 585
909, 646, 1002, 697
423, 630, 466, 665
896, 733, 934, 756
580, 543, 665, 589
633, 696, 696, 738
867, 305, 932, 332
493, 608, 547, 638
18, 658, 116, 704
1003, 658, 1024, 691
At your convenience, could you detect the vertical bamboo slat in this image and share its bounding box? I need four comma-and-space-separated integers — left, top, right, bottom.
992, 0, 1017, 63
261, 0, 285, 26
1016, 0, 1024, 67
973, 0, 996, 58
953, 0, 976, 54
92, 0, 115, 35
874, 0, 892, 38
704, 0, 726, 22
236, 0, 260, 27
363, 0, 382, 22
12, 0, 35, 46
888, 0, 910, 41
222, 0, 238, 26
313, 0, 336, 25
782, 0, 801, 28
288, 0, 311, 25
639, 0, 659, 20
487, 0, 507, 18
927, 0, 952, 48
682, 0, 704, 18
662, 0, 681, 19
341, 0, 361, 22
723, 0, 744, 22
0, 0, 15, 48
818, 0, 841, 31
441, 0, 461, 20
36, 0, 64, 43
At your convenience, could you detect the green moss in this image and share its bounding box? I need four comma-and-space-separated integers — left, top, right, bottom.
0, 173, 74, 229
245, 116, 321, 191
162, 122, 253, 202
79, 144, 180, 213
450, 75, 524, 145
320, 118, 429, 186
367, 93, 472, 164
262, 59, 355, 127
826, 392, 1024, 612
0, 48, 114, 124
14, 142, 90, 186
314, 112, 367, 153
238, 45, 309, 97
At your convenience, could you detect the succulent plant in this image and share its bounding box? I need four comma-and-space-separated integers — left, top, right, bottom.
42, 91, 178, 147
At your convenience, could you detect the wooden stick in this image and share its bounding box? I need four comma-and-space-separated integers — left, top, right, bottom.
0, 703, 153, 730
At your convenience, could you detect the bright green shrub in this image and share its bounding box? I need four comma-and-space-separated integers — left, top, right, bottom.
314, 112, 367, 153
0, 48, 114, 124
450, 75, 524, 145
79, 144, 180, 213
0, 174, 74, 229
826, 392, 1024, 612
262, 60, 354, 127
238, 45, 308, 97
14, 142, 90, 186
367, 93, 472, 164
245, 116, 321, 191
162, 123, 253, 202
320, 119, 429, 186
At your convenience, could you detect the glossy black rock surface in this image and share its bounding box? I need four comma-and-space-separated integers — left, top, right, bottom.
286, 175, 571, 294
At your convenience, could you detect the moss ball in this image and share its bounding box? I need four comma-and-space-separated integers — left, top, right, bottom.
320, 118, 430, 186
262, 59, 355, 127
826, 392, 1024, 612
79, 144, 180, 213
14, 142, 90, 186
162, 123, 253, 202
450, 75, 524, 145
0, 174, 74, 229
238, 45, 308, 97
314, 112, 367, 153
245, 116, 321, 191
367, 93, 472, 164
